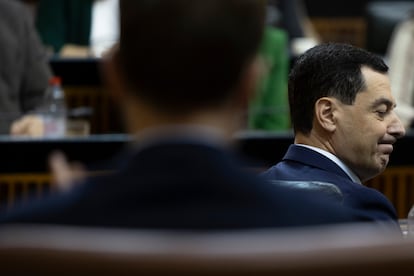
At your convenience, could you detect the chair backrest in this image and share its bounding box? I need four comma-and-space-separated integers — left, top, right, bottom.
270, 179, 344, 202
0, 223, 411, 275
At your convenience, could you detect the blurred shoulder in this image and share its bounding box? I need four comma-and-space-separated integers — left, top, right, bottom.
0, 0, 27, 14
0, 0, 31, 32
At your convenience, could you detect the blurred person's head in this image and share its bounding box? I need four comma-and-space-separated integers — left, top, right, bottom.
105, 0, 266, 135
290, 43, 406, 182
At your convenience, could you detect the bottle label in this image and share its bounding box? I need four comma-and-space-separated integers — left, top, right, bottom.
43, 116, 67, 137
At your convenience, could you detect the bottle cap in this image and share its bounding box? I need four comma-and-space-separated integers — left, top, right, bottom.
49, 76, 62, 85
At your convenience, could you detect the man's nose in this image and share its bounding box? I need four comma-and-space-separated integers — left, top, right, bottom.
389, 112, 406, 139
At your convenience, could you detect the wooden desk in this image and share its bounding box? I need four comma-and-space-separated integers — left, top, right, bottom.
1, 131, 414, 217
49, 58, 101, 86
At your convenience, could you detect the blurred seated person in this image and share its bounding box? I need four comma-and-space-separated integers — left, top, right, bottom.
0, 0, 51, 134
1, 0, 363, 229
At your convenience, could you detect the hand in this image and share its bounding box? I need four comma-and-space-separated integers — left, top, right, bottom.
49, 151, 86, 191
10, 114, 44, 137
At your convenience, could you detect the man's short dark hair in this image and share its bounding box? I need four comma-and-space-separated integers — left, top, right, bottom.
118, 0, 265, 114
288, 43, 388, 135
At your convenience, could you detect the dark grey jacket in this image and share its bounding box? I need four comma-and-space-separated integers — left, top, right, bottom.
0, 0, 51, 133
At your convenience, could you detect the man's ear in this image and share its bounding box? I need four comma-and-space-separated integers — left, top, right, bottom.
315, 97, 337, 132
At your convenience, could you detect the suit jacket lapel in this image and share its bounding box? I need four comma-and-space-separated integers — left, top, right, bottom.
283, 145, 352, 180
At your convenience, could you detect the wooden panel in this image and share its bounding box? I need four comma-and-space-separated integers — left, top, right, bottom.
0, 170, 114, 211
366, 166, 414, 219
310, 17, 366, 48
0, 174, 52, 211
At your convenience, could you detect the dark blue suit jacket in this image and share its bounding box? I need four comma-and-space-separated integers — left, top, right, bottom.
0, 140, 361, 229
262, 145, 398, 223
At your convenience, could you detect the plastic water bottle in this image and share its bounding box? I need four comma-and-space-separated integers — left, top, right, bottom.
42, 76, 67, 137
407, 204, 414, 238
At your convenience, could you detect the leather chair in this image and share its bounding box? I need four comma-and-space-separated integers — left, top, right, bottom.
0, 223, 409, 275
270, 180, 344, 202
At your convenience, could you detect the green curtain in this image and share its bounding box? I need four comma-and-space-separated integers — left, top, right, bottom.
248, 26, 290, 130
36, 0, 93, 53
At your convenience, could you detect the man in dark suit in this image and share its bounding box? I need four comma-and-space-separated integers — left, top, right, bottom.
1, 1, 360, 228
0, 0, 51, 134
263, 43, 406, 224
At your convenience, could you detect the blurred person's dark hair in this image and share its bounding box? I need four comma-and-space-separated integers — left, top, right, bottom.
118, 0, 266, 114
289, 43, 388, 135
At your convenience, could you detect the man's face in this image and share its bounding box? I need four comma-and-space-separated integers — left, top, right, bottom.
332, 67, 406, 182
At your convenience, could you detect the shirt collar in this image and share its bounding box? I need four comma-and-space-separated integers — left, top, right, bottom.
296, 144, 362, 184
